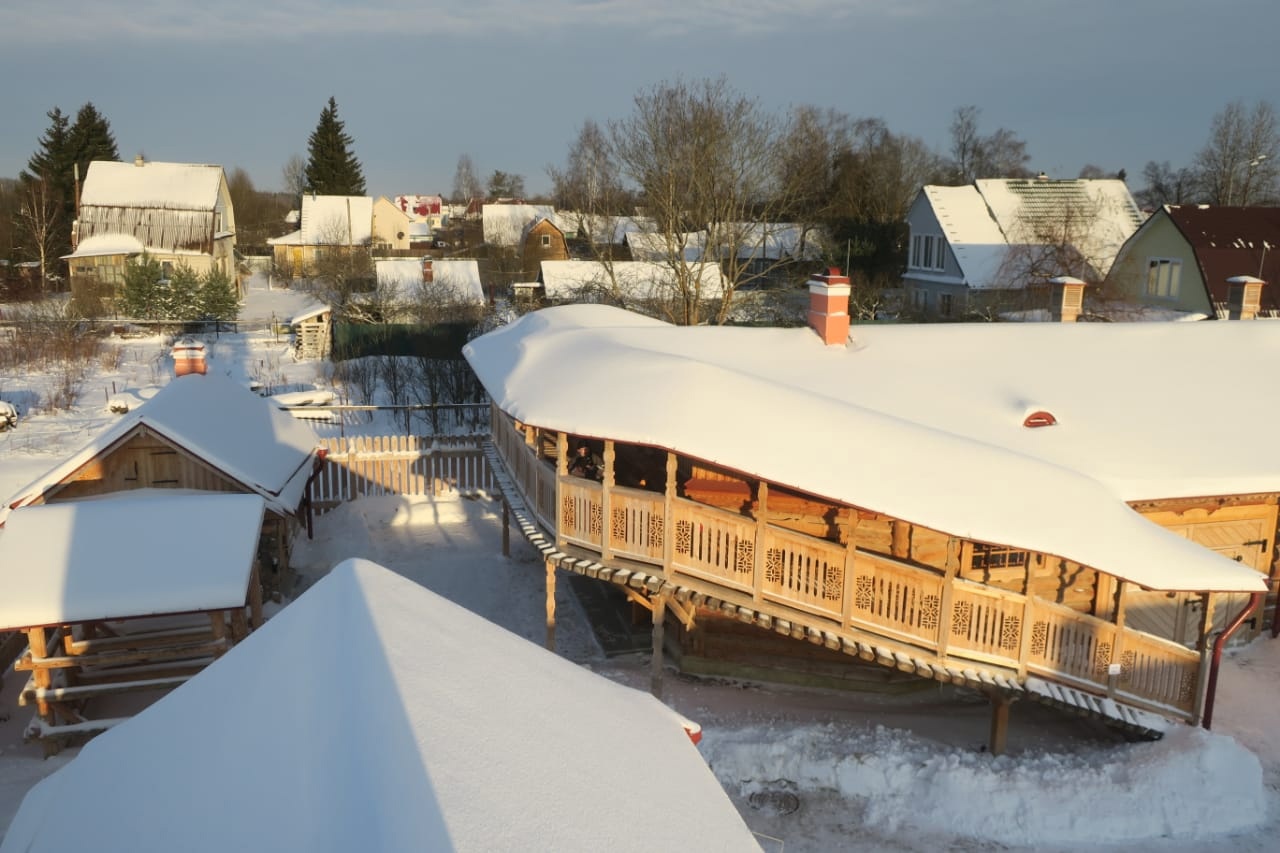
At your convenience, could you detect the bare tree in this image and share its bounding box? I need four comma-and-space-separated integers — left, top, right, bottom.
609, 77, 806, 325
14, 175, 63, 293
281, 154, 306, 197
1193, 100, 1280, 205
948, 105, 1032, 183
452, 154, 483, 204
1134, 160, 1197, 209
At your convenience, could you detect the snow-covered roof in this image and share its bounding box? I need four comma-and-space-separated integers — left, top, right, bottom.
0, 492, 264, 629
730, 222, 819, 261
625, 230, 706, 262
298, 195, 373, 245
79, 160, 225, 210
62, 233, 145, 259
482, 203, 555, 247
5, 373, 321, 519
539, 260, 726, 302
464, 305, 1275, 593
375, 258, 485, 304
922, 180, 1145, 289
1, 559, 759, 852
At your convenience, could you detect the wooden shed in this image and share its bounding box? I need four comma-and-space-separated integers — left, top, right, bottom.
3, 372, 324, 593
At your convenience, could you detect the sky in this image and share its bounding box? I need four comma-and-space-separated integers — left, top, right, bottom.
1, 1, 1278, 199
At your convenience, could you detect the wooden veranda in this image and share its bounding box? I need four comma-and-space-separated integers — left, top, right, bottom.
485, 405, 1254, 749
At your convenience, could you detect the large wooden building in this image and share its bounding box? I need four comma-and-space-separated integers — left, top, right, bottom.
465, 270, 1278, 746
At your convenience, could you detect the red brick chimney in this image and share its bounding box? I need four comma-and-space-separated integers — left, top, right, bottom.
807, 267, 851, 346
172, 338, 207, 376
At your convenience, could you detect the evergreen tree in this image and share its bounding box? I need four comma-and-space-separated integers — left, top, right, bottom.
16, 103, 120, 270
303, 97, 366, 196
120, 254, 164, 320
200, 268, 241, 322
167, 263, 202, 321
67, 102, 120, 178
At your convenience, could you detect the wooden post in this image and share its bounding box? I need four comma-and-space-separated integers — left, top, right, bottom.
752, 480, 769, 604
840, 508, 858, 629
545, 558, 557, 652
651, 591, 668, 699
891, 519, 911, 560
502, 498, 511, 558
27, 627, 52, 723
989, 692, 1012, 756
663, 452, 677, 572
601, 440, 615, 560
555, 432, 569, 549
248, 562, 264, 630
1108, 581, 1128, 699
1193, 592, 1217, 724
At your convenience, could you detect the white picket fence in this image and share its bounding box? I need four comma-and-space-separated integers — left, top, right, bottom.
310, 435, 493, 510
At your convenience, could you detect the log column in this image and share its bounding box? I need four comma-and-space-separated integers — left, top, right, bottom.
545, 557, 558, 652
651, 590, 668, 699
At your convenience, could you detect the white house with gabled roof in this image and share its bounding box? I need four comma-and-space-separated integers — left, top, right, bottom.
66, 157, 237, 300
903, 177, 1145, 318
268, 194, 374, 278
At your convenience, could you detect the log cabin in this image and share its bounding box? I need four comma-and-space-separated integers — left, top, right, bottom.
464, 270, 1278, 747
2, 371, 325, 594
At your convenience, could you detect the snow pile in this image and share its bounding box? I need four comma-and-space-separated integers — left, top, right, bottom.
703, 722, 1266, 846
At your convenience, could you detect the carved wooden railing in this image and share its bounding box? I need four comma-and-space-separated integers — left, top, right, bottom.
492, 418, 1203, 719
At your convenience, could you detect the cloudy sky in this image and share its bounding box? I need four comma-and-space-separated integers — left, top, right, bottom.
1, 0, 1276, 198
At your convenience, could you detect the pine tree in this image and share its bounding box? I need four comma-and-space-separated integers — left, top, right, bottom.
120, 254, 164, 320
167, 263, 202, 321
67, 103, 120, 179
199, 268, 241, 322
303, 97, 366, 196
16, 103, 120, 269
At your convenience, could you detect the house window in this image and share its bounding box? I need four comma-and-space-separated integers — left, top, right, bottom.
541, 234, 551, 248
161, 261, 173, 281
912, 288, 929, 311
1145, 258, 1181, 299
939, 293, 953, 317
970, 544, 1029, 573
910, 234, 946, 272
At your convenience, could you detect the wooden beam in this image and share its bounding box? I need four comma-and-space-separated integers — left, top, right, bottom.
555, 432, 568, 550
545, 557, 557, 652
502, 498, 511, 558
891, 519, 911, 560
248, 562, 264, 630
651, 590, 668, 700
989, 692, 1013, 756
1108, 581, 1128, 699
752, 480, 768, 604
601, 440, 615, 562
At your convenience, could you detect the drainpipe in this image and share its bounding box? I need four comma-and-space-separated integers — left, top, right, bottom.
1201, 591, 1264, 730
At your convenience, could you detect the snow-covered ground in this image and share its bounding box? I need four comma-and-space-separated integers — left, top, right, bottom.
1, 277, 1278, 850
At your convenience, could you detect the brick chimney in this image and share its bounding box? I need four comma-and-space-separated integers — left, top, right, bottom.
1048, 276, 1087, 323
807, 267, 851, 346
1226, 275, 1265, 320
172, 338, 207, 376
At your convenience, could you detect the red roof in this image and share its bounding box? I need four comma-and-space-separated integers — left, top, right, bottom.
1165, 205, 1280, 311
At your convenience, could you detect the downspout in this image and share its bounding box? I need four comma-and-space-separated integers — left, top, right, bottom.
302, 448, 329, 540
1201, 591, 1264, 730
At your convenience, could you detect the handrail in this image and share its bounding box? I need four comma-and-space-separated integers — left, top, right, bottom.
491, 418, 1202, 718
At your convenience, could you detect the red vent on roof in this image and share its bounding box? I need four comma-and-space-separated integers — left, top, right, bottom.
1023, 410, 1057, 428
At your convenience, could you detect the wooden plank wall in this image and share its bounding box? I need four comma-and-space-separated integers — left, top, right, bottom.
44, 432, 242, 503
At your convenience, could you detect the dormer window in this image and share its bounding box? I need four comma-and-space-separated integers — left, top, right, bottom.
910, 234, 946, 272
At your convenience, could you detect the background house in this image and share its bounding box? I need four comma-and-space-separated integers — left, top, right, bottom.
520, 217, 569, 279
1106, 205, 1280, 317
374, 258, 486, 320
903, 177, 1145, 318
268, 194, 373, 279
481, 202, 556, 248
66, 157, 237, 308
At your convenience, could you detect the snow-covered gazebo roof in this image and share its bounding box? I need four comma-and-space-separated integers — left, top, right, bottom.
4, 373, 321, 520
464, 305, 1275, 593
0, 559, 760, 852
0, 492, 264, 630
